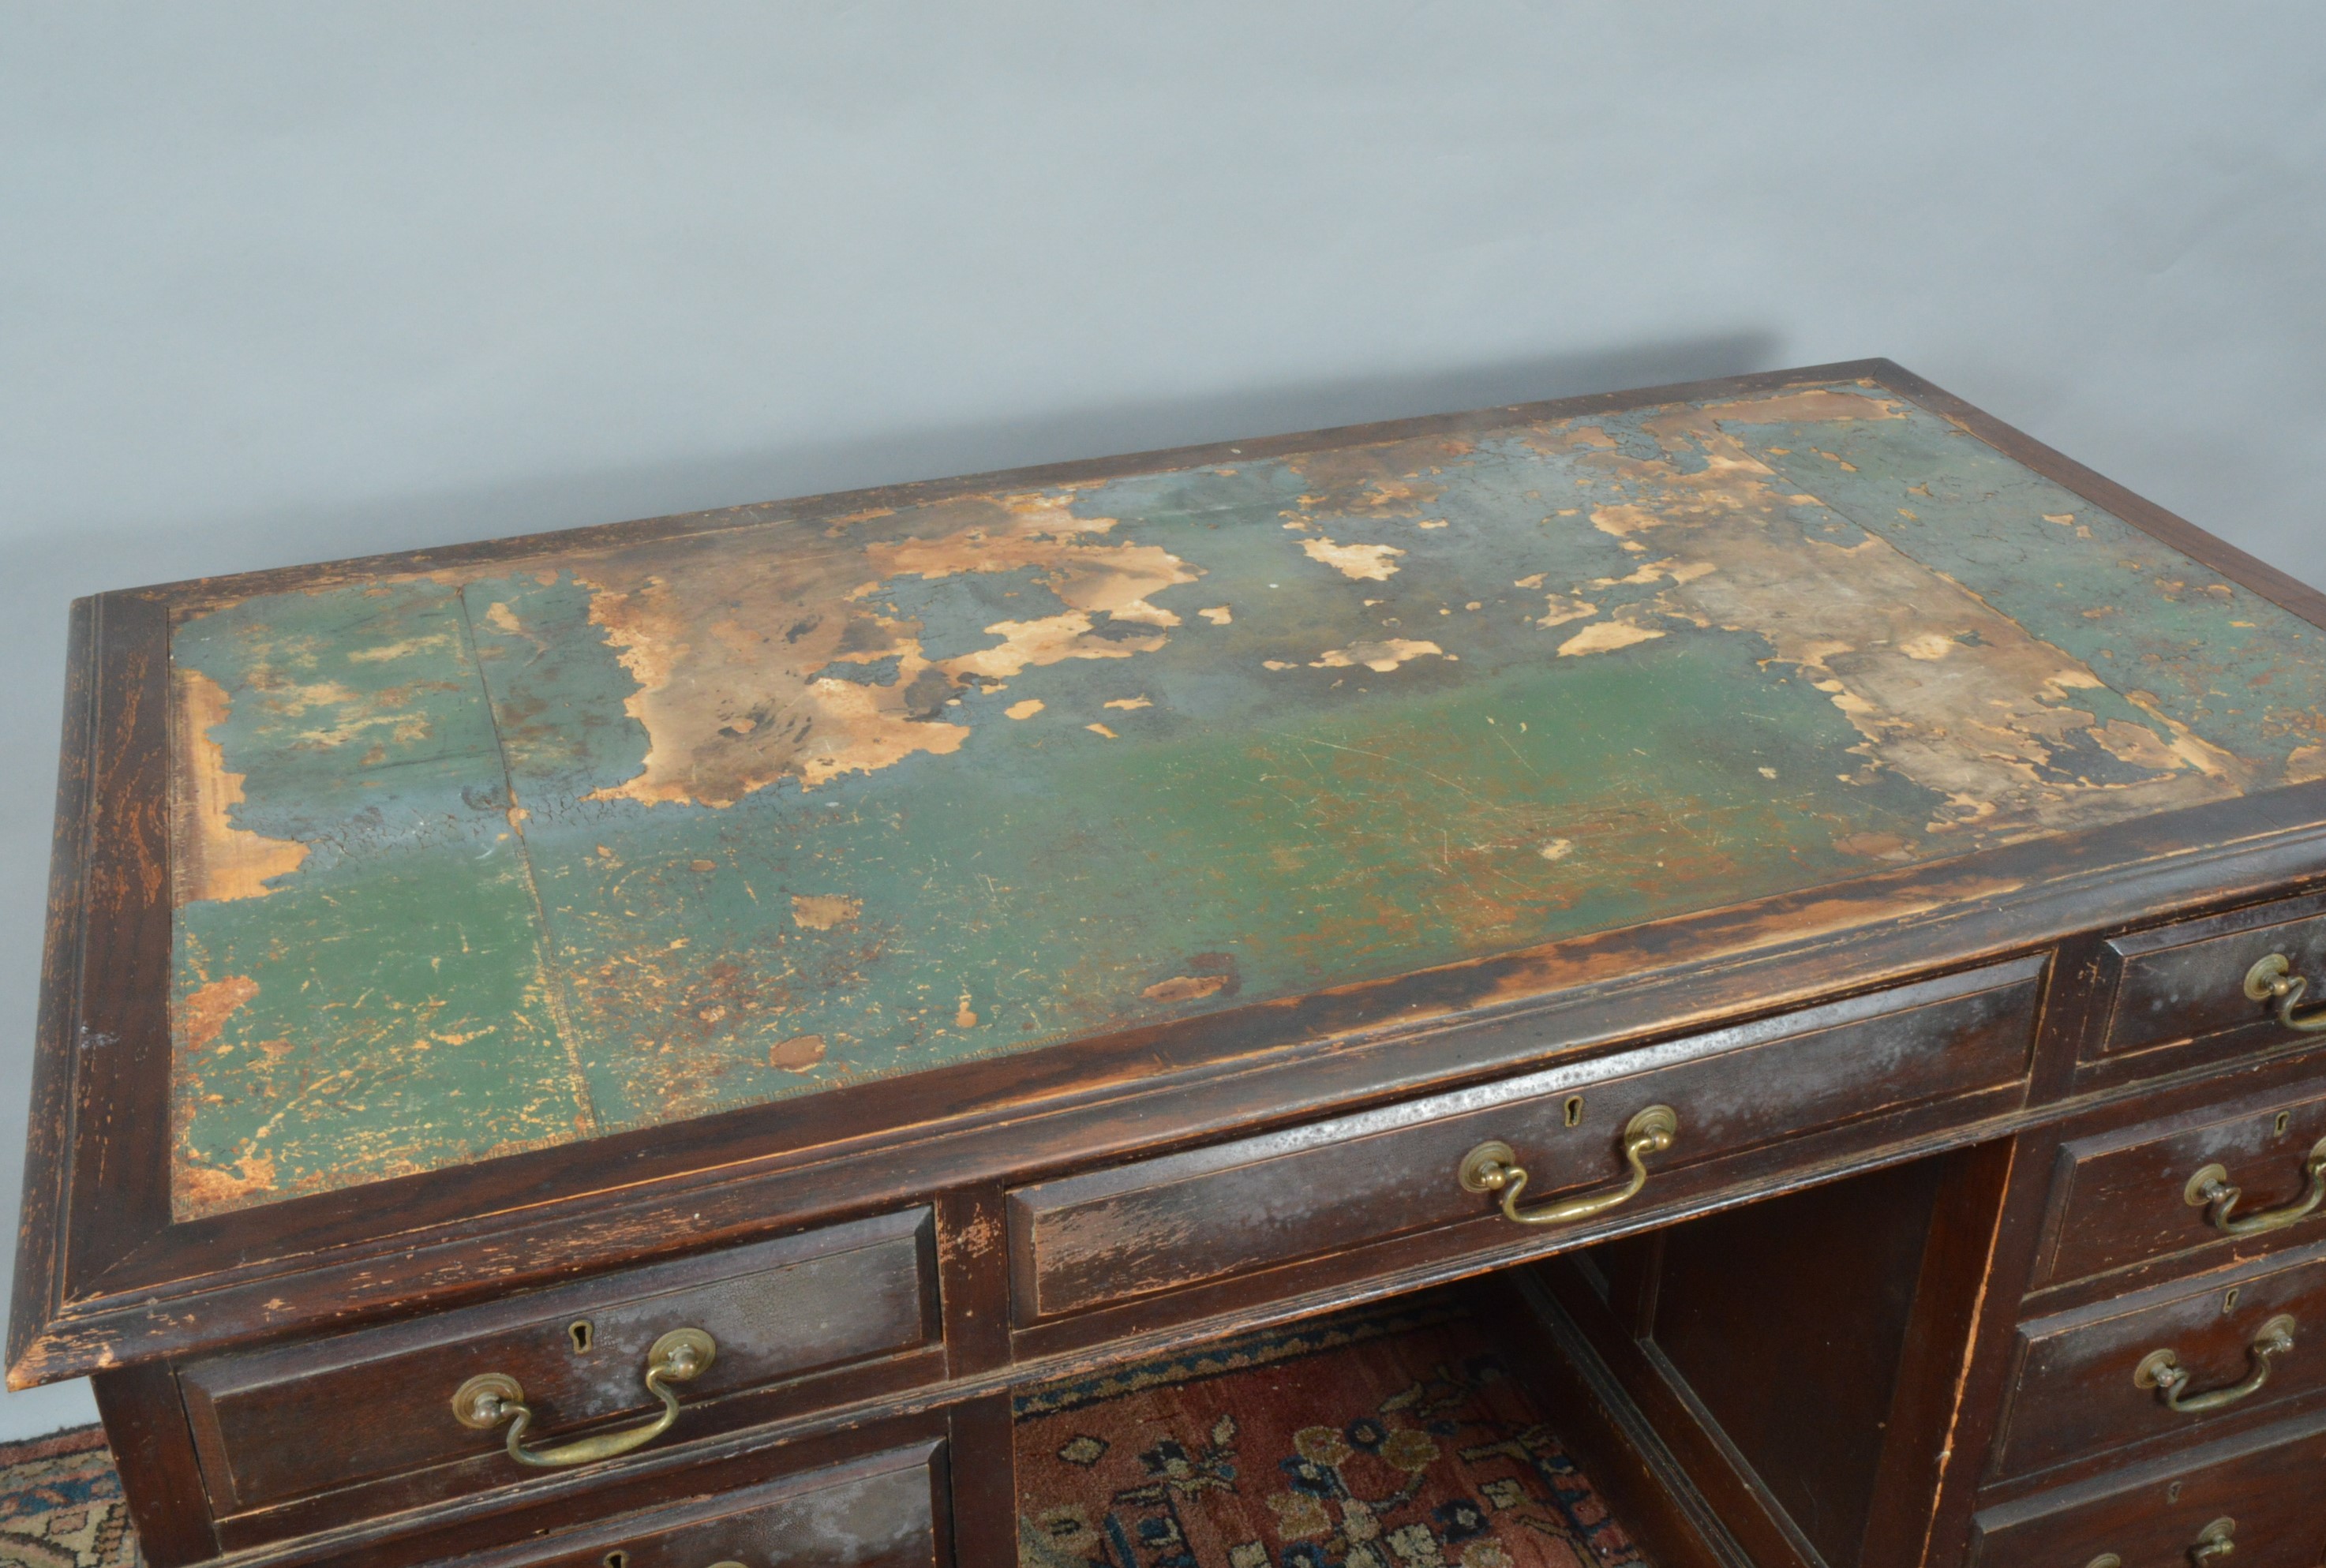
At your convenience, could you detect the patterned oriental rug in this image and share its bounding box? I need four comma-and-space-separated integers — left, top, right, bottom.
0, 1427, 139, 1567
1015, 1294, 1651, 1568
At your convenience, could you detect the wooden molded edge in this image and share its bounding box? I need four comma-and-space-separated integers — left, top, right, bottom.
8, 597, 102, 1387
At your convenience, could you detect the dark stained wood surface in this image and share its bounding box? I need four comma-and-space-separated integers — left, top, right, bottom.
941, 1394, 1017, 1568
1964, 1040, 2326, 1525
1006, 957, 2043, 1323
1539, 1249, 1827, 1568
1968, 1408, 2326, 1568
191, 1416, 953, 1568
1496, 1268, 1755, 1568
1652, 1158, 1948, 1568
8, 597, 96, 1402
435, 1447, 942, 1568
1857, 1138, 2024, 1568
1542, 1143, 2032, 1568
90, 1360, 218, 1566
2099, 894, 2326, 1061
2033, 1086, 2326, 1292
1994, 1241, 2326, 1482
178, 1210, 937, 1517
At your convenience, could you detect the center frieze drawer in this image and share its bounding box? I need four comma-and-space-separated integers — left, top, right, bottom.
1971, 1410, 2326, 1568
1008, 956, 2043, 1324
1994, 1241, 2326, 1481
180, 1208, 940, 1521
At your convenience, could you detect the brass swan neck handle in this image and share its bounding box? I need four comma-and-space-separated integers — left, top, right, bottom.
2245, 953, 2326, 1035
2135, 1315, 2295, 1414
2184, 1138, 2326, 1238
453, 1328, 716, 1469
1461, 1105, 1678, 1229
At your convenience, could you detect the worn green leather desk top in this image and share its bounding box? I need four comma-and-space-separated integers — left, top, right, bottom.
166, 379, 2326, 1217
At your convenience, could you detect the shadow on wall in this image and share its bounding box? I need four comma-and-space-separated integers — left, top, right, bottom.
16, 331, 1790, 599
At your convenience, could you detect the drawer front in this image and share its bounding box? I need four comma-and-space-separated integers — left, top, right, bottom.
182, 1209, 939, 1517
2099, 898, 2326, 1064
1972, 1413, 2326, 1568
2036, 1088, 2326, 1290
448, 1442, 941, 1568
1996, 1244, 2326, 1480
1009, 957, 2042, 1323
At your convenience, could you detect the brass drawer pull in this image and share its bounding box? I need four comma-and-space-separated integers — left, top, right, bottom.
2134, 1315, 2295, 1413
2184, 1137, 2326, 1237
451, 1328, 716, 1469
2189, 1517, 2236, 1568
2244, 953, 2326, 1034
1460, 1106, 1678, 1229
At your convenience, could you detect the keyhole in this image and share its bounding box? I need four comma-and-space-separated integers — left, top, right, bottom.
2223, 1287, 2241, 1315
569, 1320, 594, 1354
2275, 1110, 2294, 1137
1564, 1095, 1585, 1128
602, 1552, 627, 1568
2167, 1481, 2184, 1504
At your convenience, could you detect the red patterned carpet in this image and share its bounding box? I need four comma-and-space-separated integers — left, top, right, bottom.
1015, 1295, 1650, 1568
0, 1427, 138, 1567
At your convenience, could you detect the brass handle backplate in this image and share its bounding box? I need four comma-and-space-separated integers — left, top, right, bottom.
452, 1327, 716, 1469
2184, 1137, 2326, 1237
2189, 1517, 2237, 1568
1460, 1105, 1678, 1229
2245, 953, 2326, 1034
2135, 1315, 2295, 1414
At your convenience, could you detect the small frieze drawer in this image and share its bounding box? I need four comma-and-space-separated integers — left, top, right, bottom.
180, 1209, 940, 1520
1971, 1409, 2326, 1568
1008, 956, 2043, 1324
2096, 897, 2326, 1065
1994, 1241, 2326, 1482
2033, 1090, 2326, 1291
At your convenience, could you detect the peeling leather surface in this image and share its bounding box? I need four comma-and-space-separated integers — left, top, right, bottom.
164, 384, 2326, 1215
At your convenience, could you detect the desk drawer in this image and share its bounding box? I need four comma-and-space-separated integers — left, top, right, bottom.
439, 1443, 941, 1568
2036, 1088, 2326, 1291
1996, 1244, 2326, 1481
1009, 957, 2042, 1324
183, 1209, 940, 1520
2098, 898, 2326, 1065
1971, 1413, 2326, 1568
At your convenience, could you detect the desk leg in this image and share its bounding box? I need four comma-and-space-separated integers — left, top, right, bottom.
947, 1391, 1018, 1568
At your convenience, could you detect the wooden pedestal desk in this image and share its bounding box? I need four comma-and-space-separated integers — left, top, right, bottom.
13, 361, 2326, 1568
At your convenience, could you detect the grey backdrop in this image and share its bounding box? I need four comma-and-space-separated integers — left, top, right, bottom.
2, 2, 2320, 1439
